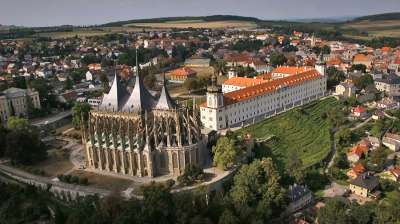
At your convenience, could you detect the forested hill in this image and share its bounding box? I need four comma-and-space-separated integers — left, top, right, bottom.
101, 15, 261, 27
352, 12, 400, 22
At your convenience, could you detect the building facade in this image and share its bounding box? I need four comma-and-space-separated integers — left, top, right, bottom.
374, 73, 400, 98
0, 87, 41, 124
83, 74, 206, 178
200, 62, 327, 131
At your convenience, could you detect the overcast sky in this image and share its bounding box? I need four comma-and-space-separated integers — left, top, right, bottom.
1, 0, 400, 27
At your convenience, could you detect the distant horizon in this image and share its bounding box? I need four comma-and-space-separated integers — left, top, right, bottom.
1, 0, 400, 27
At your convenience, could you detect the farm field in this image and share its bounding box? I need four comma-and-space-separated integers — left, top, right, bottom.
124, 20, 257, 29
341, 19, 400, 38
238, 97, 339, 169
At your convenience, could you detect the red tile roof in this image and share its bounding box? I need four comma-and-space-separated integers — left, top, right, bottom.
223, 69, 321, 106
352, 163, 366, 175
171, 67, 197, 77
223, 77, 268, 87
272, 66, 314, 75
350, 144, 369, 157
327, 57, 343, 66
353, 106, 366, 113
390, 167, 400, 177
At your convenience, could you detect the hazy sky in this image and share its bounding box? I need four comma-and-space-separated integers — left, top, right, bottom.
1, 0, 400, 27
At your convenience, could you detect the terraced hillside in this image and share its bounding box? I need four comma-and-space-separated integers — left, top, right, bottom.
238, 97, 338, 169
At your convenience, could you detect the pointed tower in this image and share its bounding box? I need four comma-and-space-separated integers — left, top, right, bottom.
154, 73, 176, 110
122, 72, 156, 112
99, 71, 128, 112
315, 53, 326, 76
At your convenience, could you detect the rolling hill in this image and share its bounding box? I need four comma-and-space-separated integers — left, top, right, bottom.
342, 12, 400, 39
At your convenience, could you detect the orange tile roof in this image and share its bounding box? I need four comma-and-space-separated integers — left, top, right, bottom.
272, 66, 314, 75
255, 72, 273, 80
390, 167, 400, 177
350, 144, 368, 157
382, 47, 392, 53
171, 67, 197, 77
327, 57, 343, 66
223, 69, 322, 106
223, 77, 268, 87
353, 106, 366, 113
353, 54, 371, 63
352, 163, 366, 174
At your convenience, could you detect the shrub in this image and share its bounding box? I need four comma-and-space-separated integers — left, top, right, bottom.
177, 165, 205, 186
79, 177, 89, 185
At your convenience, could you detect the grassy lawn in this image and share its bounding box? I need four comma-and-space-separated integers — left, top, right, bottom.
238, 97, 339, 169
70, 170, 134, 191
22, 147, 74, 178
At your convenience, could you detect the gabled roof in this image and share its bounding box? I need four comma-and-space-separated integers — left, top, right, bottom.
272, 66, 314, 75
223, 77, 268, 88
350, 173, 379, 190
99, 73, 129, 112
349, 144, 368, 157
353, 106, 366, 113
352, 163, 366, 175
171, 67, 197, 77
121, 74, 156, 112
223, 69, 322, 106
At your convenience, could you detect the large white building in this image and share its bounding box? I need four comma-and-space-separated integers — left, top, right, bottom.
0, 87, 41, 124
200, 62, 327, 131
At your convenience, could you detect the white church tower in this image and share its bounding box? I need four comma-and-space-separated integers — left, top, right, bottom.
228, 67, 238, 79
207, 75, 224, 109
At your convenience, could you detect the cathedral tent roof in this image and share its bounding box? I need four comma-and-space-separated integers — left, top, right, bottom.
99, 73, 129, 112
122, 74, 156, 112
154, 75, 176, 110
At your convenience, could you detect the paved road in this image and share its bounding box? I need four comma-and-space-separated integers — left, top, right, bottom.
31, 110, 72, 127
350, 117, 372, 131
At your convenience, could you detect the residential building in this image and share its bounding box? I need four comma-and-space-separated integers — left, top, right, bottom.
184, 56, 211, 67
335, 81, 356, 98
168, 67, 197, 83
351, 106, 367, 118
382, 133, 400, 151
380, 167, 400, 182
347, 163, 366, 179
88, 63, 102, 71
372, 110, 385, 120
0, 87, 41, 124
353, 54, 373, 70
347, 144, 368, 163
374, 73, 400, 98
349, 173, 380, 198
377, 97, 399, 110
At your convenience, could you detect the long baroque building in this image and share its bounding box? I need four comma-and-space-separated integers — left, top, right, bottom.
83, 73, 205, 177
200, 60, 327, 131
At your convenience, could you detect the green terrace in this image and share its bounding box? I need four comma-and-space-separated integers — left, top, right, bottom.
238, 97, 338, 169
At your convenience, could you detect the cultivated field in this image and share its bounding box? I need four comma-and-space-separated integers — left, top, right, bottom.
342, 19, 400, 38
238, 97, 338, 169
124, 20, 257, 29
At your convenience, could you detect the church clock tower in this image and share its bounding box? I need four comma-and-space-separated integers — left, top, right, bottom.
207, 75, 224, 109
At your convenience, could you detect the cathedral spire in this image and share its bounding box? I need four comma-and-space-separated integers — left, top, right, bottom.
155, 73, 176, 110
99, 67, 129, 112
